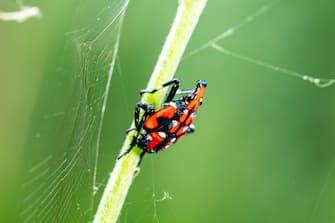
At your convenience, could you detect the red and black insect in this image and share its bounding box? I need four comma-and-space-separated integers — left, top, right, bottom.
118, 79, 207, 163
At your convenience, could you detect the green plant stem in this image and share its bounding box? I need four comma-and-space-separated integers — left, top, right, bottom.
93, 1, 207, 222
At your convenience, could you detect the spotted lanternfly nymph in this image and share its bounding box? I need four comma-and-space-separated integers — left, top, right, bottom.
118, 79, 207, 164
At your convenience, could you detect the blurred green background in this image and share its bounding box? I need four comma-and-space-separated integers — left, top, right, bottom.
1, 0, 335, 222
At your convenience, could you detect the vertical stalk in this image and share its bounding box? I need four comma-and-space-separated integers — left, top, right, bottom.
93, 1, 207, 222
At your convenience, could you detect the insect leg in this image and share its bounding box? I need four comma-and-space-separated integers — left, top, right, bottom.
175, 89, 194, 95
134, 103, 154, 129
118, 103, 154, 160
137, 150, 146, 166
140, 79, 181, 103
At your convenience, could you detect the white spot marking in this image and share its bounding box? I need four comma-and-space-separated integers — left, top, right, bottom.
158, 132, 167, 138
146, 134, 152, 141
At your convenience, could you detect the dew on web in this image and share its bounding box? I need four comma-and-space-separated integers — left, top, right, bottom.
156, 192, 173, 203
21, 0, 129, 222
211, 43, 335, 88
184, 0, 335, 88
20, 0, 335, 222
183, 1, 335, 222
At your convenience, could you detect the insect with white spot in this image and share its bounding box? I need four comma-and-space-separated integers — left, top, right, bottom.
118, 79, 207, 164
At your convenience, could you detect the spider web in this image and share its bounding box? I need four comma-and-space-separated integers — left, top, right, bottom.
20, 0, 335, 223
21, 0, 129, 222
117, 1, 335, 222
182, 1, 335, 222
184, 0, 335, 88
